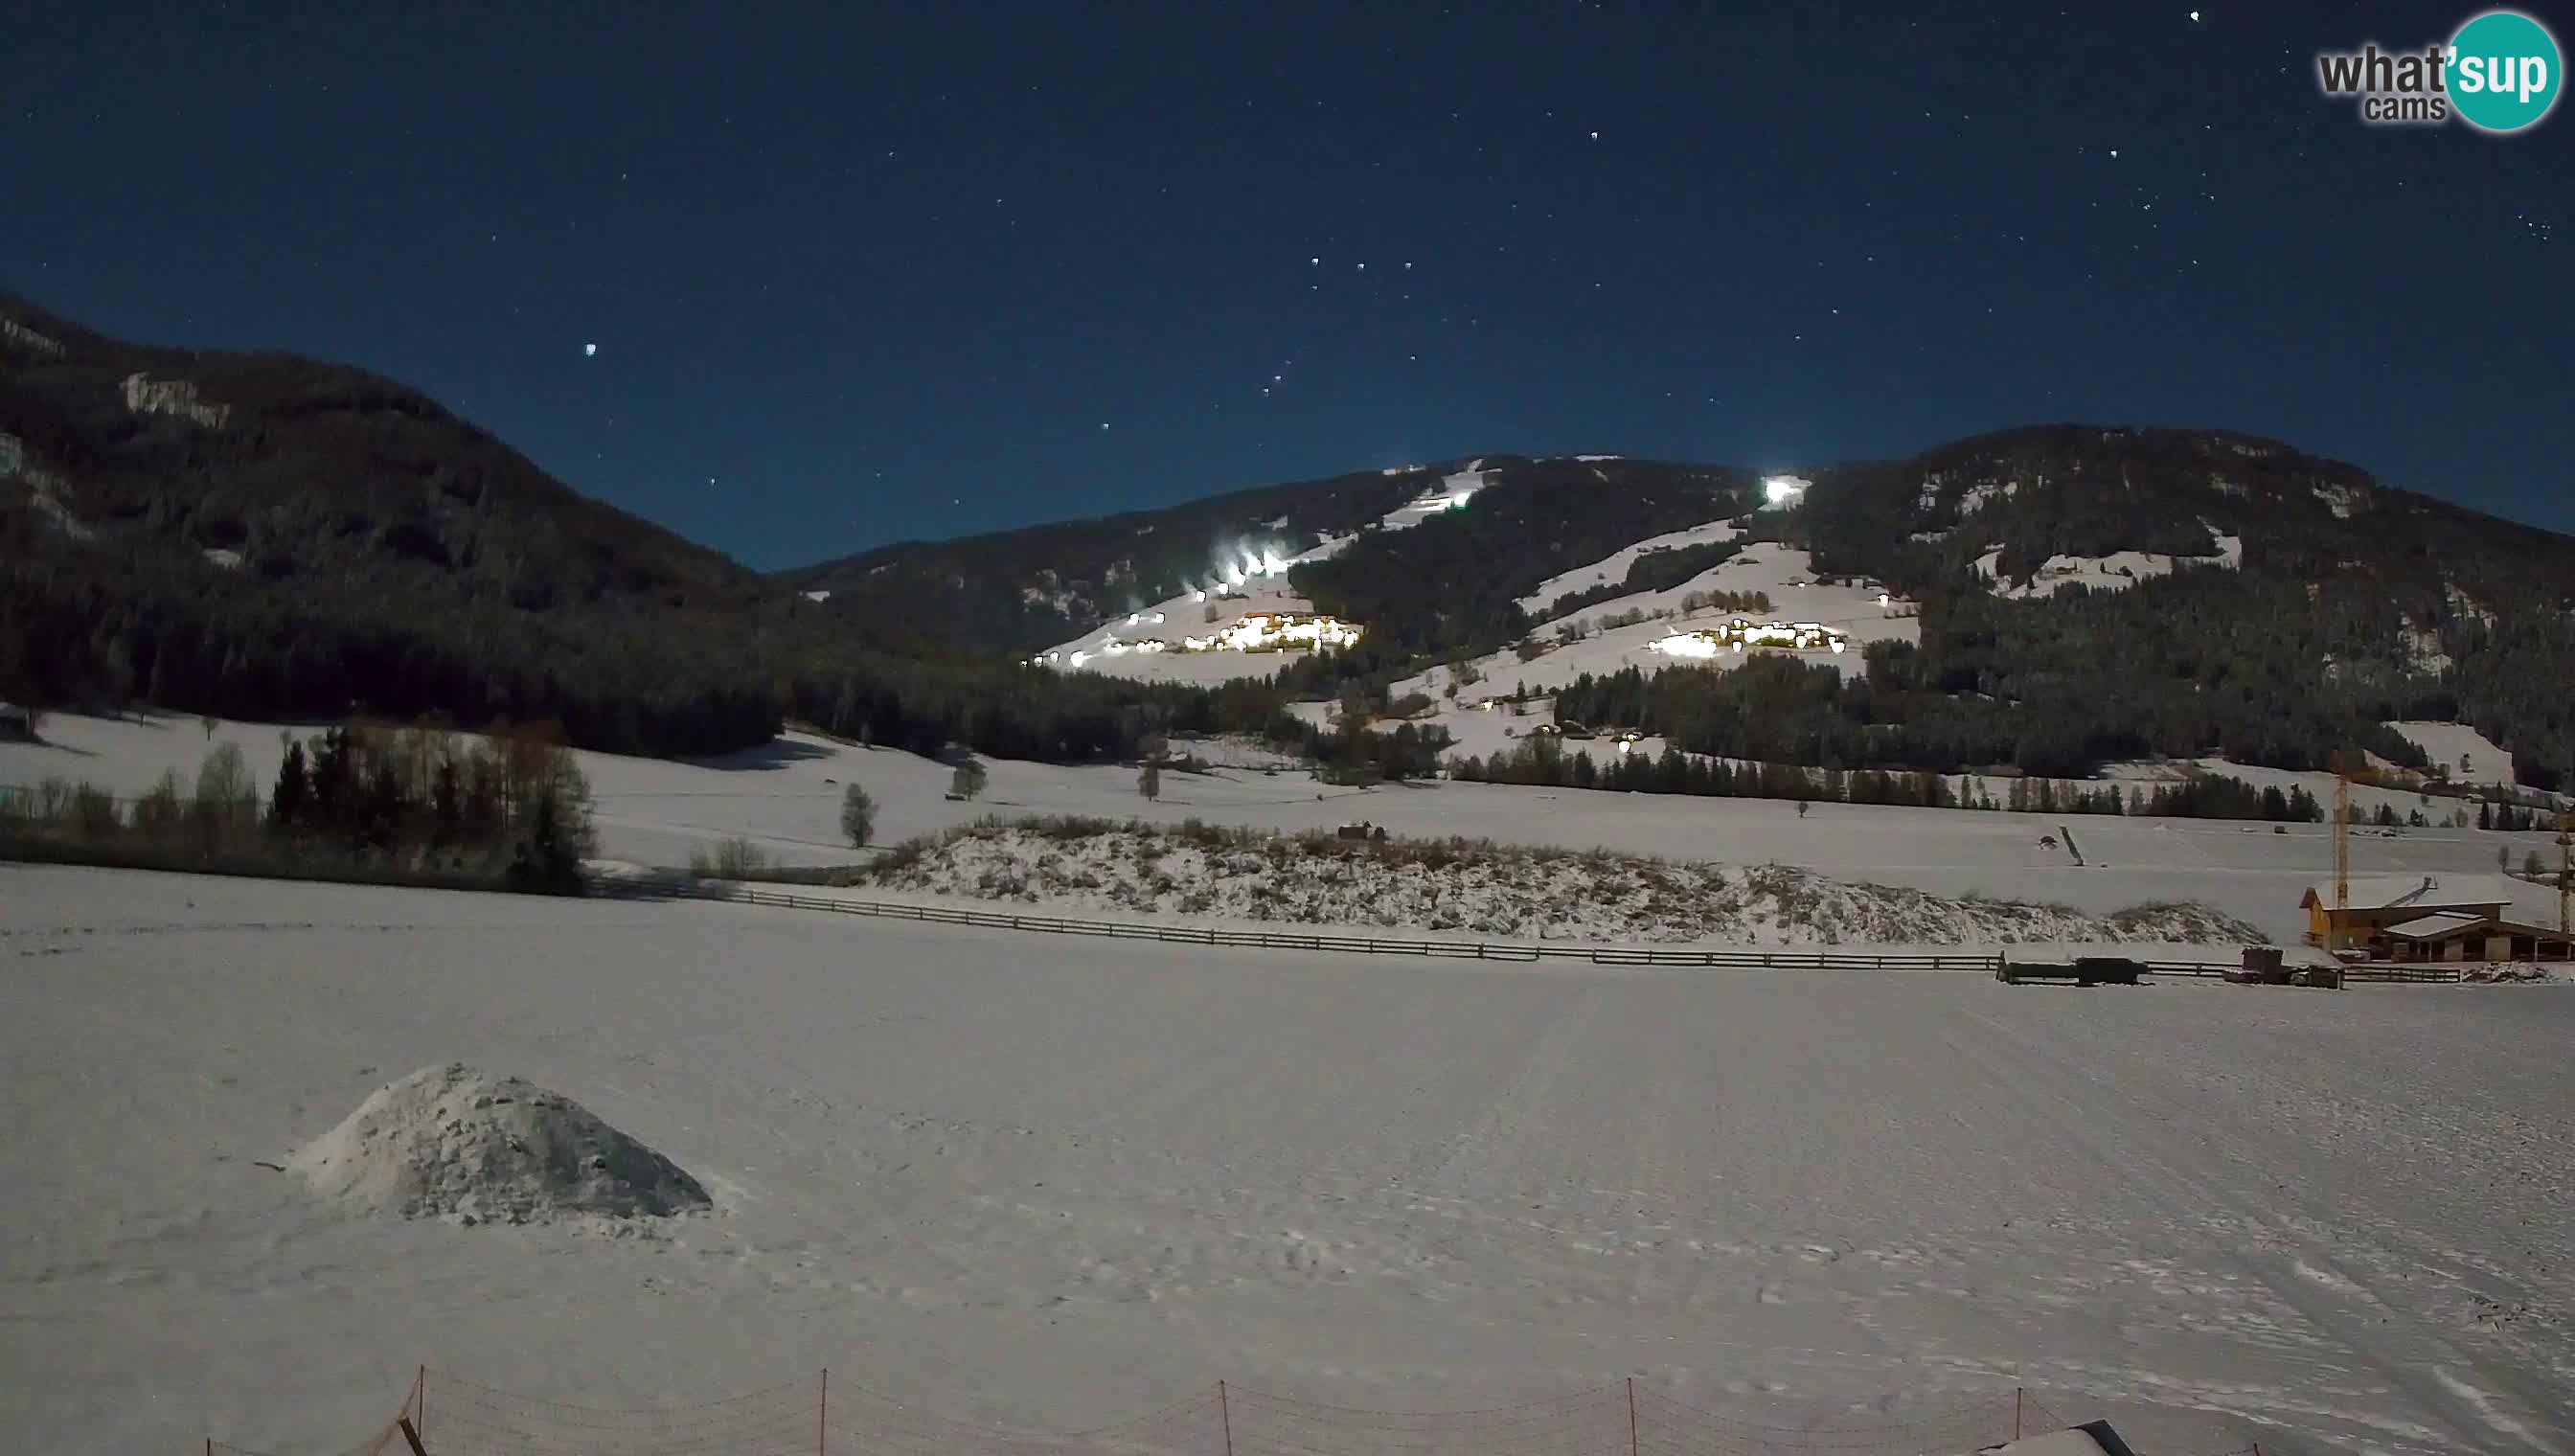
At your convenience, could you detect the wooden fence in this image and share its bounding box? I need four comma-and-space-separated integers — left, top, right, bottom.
596, 875, 2466, 981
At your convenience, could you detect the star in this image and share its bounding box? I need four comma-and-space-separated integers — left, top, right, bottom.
2188, 10, 2199, 20
582, 343, 597, 356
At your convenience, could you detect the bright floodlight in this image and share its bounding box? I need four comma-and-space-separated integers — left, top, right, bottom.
1763, 476, 1809, 506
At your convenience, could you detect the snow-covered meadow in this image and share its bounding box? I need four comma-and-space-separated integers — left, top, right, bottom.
3, 864, 2567, 1456
7, 712, 2566, 947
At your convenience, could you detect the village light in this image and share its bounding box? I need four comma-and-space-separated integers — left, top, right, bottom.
1650, 618, 1851, 660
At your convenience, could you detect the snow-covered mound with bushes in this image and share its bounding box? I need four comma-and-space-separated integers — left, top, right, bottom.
869, 819, 2264, 946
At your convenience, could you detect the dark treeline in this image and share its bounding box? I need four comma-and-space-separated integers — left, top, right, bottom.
784, 661, 1448, 782
0, 718, 596, 893
1450, 734, 2343, 824
0, 563, 784, 756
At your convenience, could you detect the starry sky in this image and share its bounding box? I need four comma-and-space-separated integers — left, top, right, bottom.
5, 1, 2568, 569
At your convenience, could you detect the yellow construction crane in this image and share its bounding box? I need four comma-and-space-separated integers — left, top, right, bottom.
2558, 808, 2571, 938
2330, 753, 2356, 953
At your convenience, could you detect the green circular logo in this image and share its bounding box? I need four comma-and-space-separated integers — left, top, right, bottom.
2449, 10, 2563, 132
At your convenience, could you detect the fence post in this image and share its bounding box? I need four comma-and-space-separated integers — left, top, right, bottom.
417, 1364, 427, 1444
819, 1367, 828, 1456
1219, 1380, 1235, 1456
1626, 1376, 1639, 1456
2014, 1387, 2023, 1440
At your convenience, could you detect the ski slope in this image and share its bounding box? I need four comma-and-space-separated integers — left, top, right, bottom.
1516, 516, 1746, 617
1036, 467, 1494, 684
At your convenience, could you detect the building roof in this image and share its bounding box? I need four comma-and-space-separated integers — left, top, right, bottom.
2300, 874, 2517, 913
2382, 911, 2490, 941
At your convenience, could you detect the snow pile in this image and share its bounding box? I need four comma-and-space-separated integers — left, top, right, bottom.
870, 821, 2262, 946
286, 1064, 712, 1225
2460, 964, 2562, 985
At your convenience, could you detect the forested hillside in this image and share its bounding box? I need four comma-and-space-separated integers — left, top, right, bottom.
0, 295, 1240, 761
1286, 457, 1758, 672
776, 467, 1427, 651
1775, 426, 2575, 787
11, 293, 2568, 788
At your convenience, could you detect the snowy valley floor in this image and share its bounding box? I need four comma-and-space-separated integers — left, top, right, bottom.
6, 866, 2570, 1456
11, 711, 2572, 948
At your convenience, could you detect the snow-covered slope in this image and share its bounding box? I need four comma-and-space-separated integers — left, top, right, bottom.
1516, 516, 1744, 616
1972, 534, 2243, 600
1400, 546, 1917, 709
1034, 466, 1495, 685
2385, 721, 2518, 789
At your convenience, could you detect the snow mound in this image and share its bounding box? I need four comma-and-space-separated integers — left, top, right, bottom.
287, 1064, 711, 1224
2461, 964, 2562, 985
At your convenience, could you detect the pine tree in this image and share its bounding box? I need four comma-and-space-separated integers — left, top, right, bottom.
270, 739, 311, 830
431, 759, 461, 844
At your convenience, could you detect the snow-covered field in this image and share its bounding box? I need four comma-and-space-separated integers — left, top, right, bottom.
4, 864, 2568, 1456
8, 713, 2567, 946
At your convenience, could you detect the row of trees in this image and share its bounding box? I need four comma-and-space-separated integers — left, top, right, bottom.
0, 718, 597, 892
1448, 734, 2363, 825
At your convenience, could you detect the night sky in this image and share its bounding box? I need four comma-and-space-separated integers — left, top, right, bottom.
6, 2, 2567, 569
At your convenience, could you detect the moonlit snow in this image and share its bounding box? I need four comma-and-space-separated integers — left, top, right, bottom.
4, 863, 2568, 1456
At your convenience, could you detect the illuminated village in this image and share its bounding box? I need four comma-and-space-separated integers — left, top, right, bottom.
1648, 617, 1850, 658
1029, 610, 1366, 669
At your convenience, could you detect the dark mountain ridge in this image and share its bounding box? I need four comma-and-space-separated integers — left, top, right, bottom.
0, 294, 1219, 762
8, 295, 2568, 787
